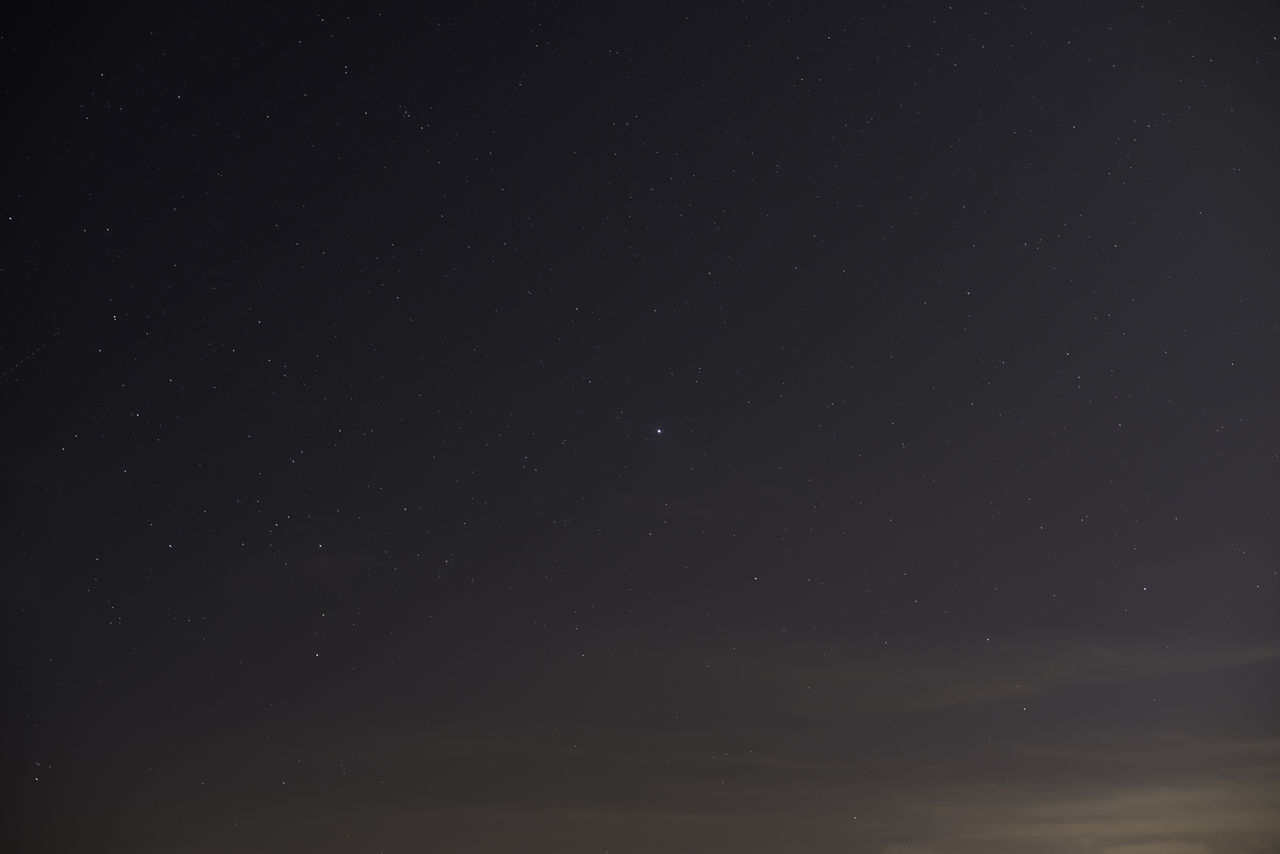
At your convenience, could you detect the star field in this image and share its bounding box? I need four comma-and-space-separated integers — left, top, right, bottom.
4, 3, 1279, 853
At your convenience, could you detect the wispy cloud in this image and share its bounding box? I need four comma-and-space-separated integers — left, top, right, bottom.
168, 631, 1278, 854
893, 779, 1280, 853
1103, 844, 1212, 854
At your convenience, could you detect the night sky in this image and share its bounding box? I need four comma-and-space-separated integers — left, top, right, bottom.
5, 3, 1279, 853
